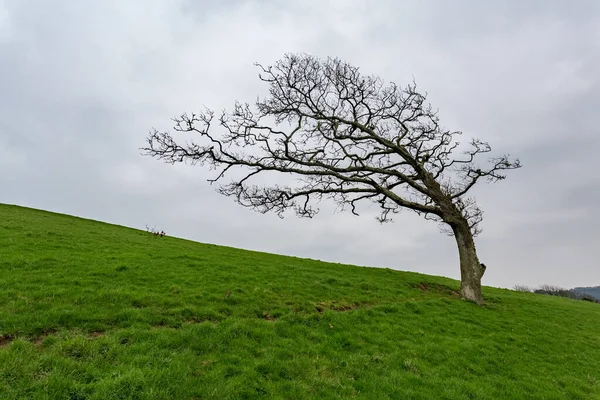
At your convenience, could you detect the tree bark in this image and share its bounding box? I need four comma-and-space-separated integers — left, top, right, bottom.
452, 222, 485, 304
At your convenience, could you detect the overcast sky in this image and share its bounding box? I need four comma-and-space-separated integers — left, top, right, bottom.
1, 0, 598, 289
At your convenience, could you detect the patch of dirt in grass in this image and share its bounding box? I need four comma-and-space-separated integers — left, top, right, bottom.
412, 282, 460, 297
33, 329, 105, 346
150, 323, 180, 331
315, 301, 359, 313
262, 313, 277, 321
149, 319, 221, 330
0, 334, 15, 347
34, 329, 57, 346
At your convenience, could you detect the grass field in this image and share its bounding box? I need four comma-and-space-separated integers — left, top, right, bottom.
0, 203, 598, 399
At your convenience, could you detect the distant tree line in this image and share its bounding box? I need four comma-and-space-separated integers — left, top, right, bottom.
514, 284, 600, 303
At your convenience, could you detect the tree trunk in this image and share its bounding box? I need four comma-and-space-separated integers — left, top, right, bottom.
452, 222, 485, 304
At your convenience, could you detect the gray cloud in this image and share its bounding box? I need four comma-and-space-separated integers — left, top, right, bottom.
1, 0, 598, 290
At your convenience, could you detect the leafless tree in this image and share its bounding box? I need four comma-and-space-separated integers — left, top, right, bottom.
142, 53, 521, 304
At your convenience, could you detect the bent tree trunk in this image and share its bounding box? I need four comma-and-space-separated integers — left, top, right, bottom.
452, 222, 485, 304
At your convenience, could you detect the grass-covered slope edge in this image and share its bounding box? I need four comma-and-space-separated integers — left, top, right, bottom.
0, 203, 598, 399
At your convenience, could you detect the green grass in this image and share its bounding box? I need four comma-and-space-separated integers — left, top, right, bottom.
0, 203, 598, 399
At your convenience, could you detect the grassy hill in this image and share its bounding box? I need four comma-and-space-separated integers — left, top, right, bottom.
0, 204, 598, 399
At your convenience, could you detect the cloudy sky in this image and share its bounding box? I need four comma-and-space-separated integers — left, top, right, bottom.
1, 0, 598, 289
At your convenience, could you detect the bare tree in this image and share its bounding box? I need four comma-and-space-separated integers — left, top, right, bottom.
142, 53, 521, 304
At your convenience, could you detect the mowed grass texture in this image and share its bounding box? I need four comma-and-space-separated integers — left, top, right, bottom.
0, 204, 598, 399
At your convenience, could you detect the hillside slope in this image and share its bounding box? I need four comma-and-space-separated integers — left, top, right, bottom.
0, 203, 598, 399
